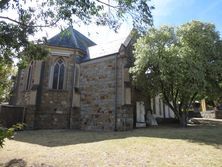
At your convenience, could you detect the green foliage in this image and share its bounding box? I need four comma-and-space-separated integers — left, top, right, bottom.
12, 123, 26, 131
17, 43, 49, 69
0, 60, 15, 103
0, 123, 25, 148
130, 21, 222, 125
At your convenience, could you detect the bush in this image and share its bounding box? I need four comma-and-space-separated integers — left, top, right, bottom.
0, 123, 25, 148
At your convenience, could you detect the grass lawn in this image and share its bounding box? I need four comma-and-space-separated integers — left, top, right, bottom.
0, 125, 222, 167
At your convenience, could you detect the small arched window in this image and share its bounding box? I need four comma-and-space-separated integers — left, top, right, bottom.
26, 61, 33, 90
52, 59, 65, 90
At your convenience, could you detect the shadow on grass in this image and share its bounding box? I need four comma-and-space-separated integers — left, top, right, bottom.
13, 124, 222, 148
3, 159, 53, 167
4, 159, 26, 167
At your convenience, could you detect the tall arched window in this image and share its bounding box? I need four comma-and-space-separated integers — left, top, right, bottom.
26, 61, 33, 90
52, 59, 65, 89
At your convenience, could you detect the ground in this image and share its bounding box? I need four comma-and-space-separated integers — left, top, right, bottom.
0, 125, 222, 167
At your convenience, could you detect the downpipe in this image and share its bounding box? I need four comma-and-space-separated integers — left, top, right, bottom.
114, 54, 118, 131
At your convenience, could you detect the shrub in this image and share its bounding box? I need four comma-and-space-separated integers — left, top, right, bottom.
0, 123, 25, 148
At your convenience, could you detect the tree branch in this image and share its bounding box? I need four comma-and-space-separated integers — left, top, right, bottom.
95, 0, 121, 9
0, 16, 22, 25
188, 92, 198, 109
163, 90, 179, 118
178, 96, 184, 113
0, 16, 60, 28
160, 80, 179, 118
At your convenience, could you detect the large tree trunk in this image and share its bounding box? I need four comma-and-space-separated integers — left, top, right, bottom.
179, 111, 187, 127
162, 95, 188, 127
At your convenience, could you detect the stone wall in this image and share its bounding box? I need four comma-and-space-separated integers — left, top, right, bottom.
15, 61, 42, 106
80, 56, 116, 130
215, 110, 222, 119
80, 54, 134, 131
14, 48, 81, 129
201, 110, 215, 119
0, 105, 24, 128
35, 53, 80, 129
70, 107, 81, 129
36, 90, 71, 129
117, 105, 134, 131
24, 105, 36, 129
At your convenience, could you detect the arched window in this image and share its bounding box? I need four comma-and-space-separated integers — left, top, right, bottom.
26, 61, 33, 90
52, 59, 65, 89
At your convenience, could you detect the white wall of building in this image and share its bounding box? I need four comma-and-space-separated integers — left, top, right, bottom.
151, 95, 175, 118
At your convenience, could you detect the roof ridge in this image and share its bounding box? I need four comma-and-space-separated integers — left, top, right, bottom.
47, 26, 96, 52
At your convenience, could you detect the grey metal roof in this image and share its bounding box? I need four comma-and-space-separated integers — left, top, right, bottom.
84, 34, 132, 61
88, 38, 125, 59
47, 26, 96, 53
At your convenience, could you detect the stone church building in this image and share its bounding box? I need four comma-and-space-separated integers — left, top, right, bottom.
12, 27, 174, 131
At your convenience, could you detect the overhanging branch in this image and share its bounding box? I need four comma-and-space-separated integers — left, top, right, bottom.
95, 0, 121, 9
0, 16, 22, 25
0, 16, 60, 28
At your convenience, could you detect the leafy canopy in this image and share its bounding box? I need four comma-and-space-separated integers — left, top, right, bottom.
0, 59, 15, 103
130, 21, 222, 122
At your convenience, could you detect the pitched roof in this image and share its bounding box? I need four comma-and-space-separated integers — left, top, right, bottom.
88, 38, 125, 59
81, 34, 132, 62
47, 26, 96, 53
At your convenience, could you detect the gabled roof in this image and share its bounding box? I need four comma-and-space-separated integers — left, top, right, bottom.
80, 33, 133, 62
47, 26, 96, 53
88, 38, 125, 59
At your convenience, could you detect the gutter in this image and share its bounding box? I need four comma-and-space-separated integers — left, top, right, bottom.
69, 56, 76, 129
34, 61, 45, 129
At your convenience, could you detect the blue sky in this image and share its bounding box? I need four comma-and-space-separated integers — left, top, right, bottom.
152, 0, 222, 34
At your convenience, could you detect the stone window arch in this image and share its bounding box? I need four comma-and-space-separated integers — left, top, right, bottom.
26, 61, 33, 90
52, 58, 65, 89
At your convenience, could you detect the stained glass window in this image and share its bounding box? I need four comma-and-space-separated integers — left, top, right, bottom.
58, 64, 64, 89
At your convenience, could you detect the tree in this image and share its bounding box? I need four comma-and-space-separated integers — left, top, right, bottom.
0, 0, 154, 65
0, 0, 154, 102
0, 59, 14, 103
130, 21, 222, 126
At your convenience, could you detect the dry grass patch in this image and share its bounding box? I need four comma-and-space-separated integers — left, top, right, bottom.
0, 125, 222, 167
